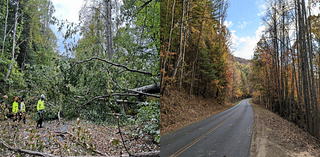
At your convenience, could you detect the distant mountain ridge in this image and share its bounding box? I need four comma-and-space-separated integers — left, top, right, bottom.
234, 56, 251, 65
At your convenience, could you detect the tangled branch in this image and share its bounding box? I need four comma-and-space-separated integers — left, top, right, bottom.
0, 139, 56, 157
64, 57, 158, 76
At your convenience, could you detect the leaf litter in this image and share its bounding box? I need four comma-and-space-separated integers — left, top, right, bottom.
250, 101, 320, 157
0, 117, 160, 156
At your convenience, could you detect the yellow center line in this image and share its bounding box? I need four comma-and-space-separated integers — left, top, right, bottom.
169, 101, 244, 157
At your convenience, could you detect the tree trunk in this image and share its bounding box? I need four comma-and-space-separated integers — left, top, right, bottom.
160, 0, 176, 94
131, 83, 160, 94
298, 0, 312, 133
306, 0, 319, 138
6, 1, 20, 79
190, 3, 206, 95
180, 0, 189, 91
172, 0, 185, 78
1, 0, 9, 60
105, 0, 114, 60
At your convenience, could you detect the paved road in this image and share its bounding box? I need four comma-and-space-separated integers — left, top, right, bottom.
161, 98, 254, 157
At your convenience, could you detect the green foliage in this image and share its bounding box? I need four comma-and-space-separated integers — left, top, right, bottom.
0, 0, 160, 154
112, 138, 120, 145
136, 101, 160, 143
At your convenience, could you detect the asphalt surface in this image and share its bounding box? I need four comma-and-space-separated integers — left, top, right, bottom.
160, 98, 254, 157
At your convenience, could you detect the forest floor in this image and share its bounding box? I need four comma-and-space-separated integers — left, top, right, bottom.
249, 100, 320, 157
160, 89, 239, 136
0, 117, 160, 156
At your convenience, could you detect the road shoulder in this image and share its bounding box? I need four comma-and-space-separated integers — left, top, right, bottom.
249, 101, 320, 157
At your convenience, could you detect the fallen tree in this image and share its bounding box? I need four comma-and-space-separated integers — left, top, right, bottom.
131, 83, 160, 94
0, 139, 56, 157
1, 137, 160, 157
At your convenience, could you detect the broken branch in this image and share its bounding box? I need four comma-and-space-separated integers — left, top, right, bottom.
64, 57, 158, 76
0, 139, 56, 157
129, 89, 160, 98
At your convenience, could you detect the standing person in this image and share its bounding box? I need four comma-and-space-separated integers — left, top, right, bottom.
1, 95, 8, 120
36, 94, 45, 128
20, 98, 26, 124
12, 96, 19, 122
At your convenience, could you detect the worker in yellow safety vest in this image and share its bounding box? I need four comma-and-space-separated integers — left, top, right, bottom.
36, 94, 45, 128
20, 98, 26, 124
12, 96, 19, 122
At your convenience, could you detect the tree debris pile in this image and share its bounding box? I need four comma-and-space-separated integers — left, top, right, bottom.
0, 117, 160, 156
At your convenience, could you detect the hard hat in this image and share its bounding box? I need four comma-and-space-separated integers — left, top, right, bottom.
41, 94, 45, 99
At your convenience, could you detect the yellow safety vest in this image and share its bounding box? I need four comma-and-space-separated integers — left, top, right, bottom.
21, 102, 25, 112
37, 100, 44, 111
12, 101, 18, 113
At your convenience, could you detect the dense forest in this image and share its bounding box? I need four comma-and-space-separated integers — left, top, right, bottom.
0, 0, 160, 156
161, 0, 230, 100
250, 0, 320, 140
160, 0, 252, 133
227, 55, 253, 101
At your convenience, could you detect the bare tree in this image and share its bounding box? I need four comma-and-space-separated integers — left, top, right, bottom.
172, 0, 186, 78
6, 0, 20, 79
105, 0, 114, 60
1, 0, 9, 60
218, 0, 229, 48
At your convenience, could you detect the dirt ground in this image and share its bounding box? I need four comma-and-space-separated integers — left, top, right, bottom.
160, 89, 239, 136
249, 101, 320, 157
0, 117, 159, 156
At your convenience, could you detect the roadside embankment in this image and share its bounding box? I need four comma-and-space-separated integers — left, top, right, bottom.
249, 101, 320, 157
160, 89, 239, 136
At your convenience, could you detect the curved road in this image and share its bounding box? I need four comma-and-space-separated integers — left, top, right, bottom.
161, 98, 254, 157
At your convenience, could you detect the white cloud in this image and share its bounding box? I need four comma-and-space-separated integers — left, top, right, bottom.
230, 25, 265, 59
230, 30, 239, 48
50, 0, 85, 55
257, 0, 267, 17
311, 2, 320, 15
224, 21, 233, 28
238, 21, 247, 29
255, 25, 265, 39
258, 4, 267, 16
239, 37, 247, 43
51, 0, 84, 23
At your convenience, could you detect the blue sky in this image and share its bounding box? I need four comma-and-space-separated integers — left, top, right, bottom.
50, 0, 264, 59
50, 0, 320, 59
51, 0, 266, 59
224, 0, 267, 59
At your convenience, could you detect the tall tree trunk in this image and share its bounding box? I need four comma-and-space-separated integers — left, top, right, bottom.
105, 0, 114, 60
295, 0, 305, 129
1, 0, 9, 60
161, 0, 176, 93
298, 0, 312, 133
172, 0, 186, 78
6, 1, 20, 79
218, 0, 228, 48
180, 0, 189, 91
190, 3, 206, 95
306, 0, 319, 138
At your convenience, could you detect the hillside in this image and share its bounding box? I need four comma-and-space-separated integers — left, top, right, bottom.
160, 54, 253, 135
226, 54, 253, 101
234, 56, 251, 65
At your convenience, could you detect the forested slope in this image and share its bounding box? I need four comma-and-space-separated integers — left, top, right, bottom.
226, 54, 253, 101
250, 0, 320, 140
0, 0, 160, 156
160, 0, 253, 134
